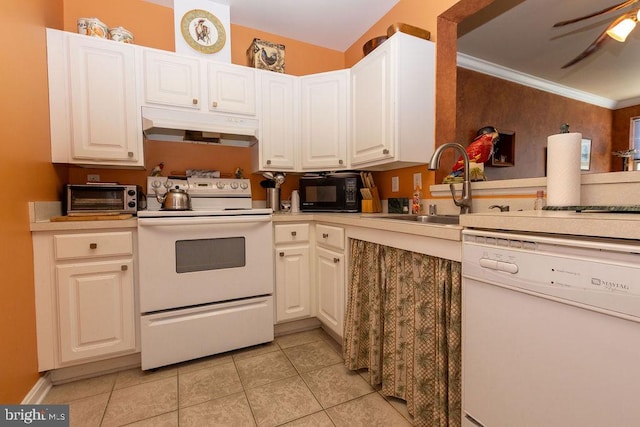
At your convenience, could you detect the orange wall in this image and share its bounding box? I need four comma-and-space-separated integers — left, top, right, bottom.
3, 0, 455, 403
0, 0, 64, 403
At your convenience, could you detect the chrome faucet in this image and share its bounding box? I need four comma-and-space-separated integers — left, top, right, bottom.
428, 143, 472, 214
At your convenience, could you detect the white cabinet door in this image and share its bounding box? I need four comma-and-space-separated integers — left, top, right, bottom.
315, 246, 345, 338
275, 246, 311, 322
350, 44, 392, 166
255, 71, 298, 171
351, 33, 435, 170
65, 34, 142, 165
207, 63, 256, 115
143, 50, 201, 109
56, 259, 136, 364
300, 70, 349, 171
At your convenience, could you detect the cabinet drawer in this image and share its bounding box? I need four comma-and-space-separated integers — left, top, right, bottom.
316, 224, 345, 250
54, 232, 133, 260
274, 223, 310, 244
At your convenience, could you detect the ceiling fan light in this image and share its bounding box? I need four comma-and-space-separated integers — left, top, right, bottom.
606, 18, 637, 42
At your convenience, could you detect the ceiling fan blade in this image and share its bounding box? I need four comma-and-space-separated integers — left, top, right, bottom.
561, 13, 634, 68
553, 0, 637, 27
561, 29, 611, 68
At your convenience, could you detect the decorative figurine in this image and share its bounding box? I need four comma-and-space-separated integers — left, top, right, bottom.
451, 127, 500, 176
150, 162, 164, 177
234, 167, 244, 179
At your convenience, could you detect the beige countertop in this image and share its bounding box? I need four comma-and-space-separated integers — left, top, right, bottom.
31, 210, 640, 242
273, 212, 463, 241
460, 210, 640, 240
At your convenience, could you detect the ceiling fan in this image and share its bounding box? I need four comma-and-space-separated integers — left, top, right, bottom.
554, 0, 640, 68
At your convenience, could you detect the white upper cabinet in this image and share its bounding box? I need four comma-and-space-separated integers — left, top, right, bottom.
47, 29, 143, 167
207, 63, 257, 115
143, 51, 256, 116
253, 71, 298, 172
143, 50, 201, 109
350, 33, 435, 170
300, 70, 349, 171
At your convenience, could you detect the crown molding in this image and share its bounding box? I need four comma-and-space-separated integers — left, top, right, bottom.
456, 53, 640, 110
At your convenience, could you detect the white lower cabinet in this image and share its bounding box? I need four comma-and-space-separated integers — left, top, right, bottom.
33, 229, 138, 371
273, 222, 346, 336
314, 224, 345, 338
274, 223, 312, 322
56, 259, 135, 364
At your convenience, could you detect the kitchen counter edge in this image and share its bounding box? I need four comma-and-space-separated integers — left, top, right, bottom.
273, 212, 463, 241
460, 210, 640, 241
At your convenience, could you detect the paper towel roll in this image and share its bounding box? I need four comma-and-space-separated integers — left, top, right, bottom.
546, 132, 582, 206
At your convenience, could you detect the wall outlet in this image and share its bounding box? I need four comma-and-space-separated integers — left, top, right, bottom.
391, 176, 399, 192
87, 174, 100, 182
413, 172, 422, 190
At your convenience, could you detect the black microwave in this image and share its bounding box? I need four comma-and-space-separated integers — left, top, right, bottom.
299, 173, 362, 212
64, 184, 143, 215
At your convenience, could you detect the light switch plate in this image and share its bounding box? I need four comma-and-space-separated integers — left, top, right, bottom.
413, 173, 422, 190
391, 176, 399, 192
87, 174, 100, 182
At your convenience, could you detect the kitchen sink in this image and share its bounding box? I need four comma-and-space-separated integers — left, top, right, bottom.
379, 214, 460, 225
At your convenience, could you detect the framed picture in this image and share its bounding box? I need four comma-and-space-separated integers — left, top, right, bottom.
581, 138, 592, 171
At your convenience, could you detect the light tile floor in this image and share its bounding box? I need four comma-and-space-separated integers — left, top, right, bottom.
43, 328, 414, 426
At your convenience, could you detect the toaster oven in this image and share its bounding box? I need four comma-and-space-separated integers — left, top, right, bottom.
64, 183, 142, 215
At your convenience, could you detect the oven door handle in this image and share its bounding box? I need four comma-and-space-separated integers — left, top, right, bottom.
138, 216, 272, 227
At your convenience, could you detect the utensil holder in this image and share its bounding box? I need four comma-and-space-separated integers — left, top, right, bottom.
266, 188, 280, 212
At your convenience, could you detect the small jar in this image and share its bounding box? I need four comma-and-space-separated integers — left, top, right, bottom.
109, 26, 134, 44
77, 17, 89, 35
85, 18, 108, 39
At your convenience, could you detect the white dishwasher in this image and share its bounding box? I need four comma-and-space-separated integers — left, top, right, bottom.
462, 229, 640, 427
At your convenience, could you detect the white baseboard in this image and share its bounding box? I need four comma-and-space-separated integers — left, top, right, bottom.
48, 353, 141, 385
21, 373, 52, 404
274, 317, 321, 337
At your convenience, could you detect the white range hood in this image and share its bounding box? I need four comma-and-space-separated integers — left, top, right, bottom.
141, 106, 259, 147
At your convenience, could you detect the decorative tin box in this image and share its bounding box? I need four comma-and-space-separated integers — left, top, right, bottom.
247, 38, 285, 73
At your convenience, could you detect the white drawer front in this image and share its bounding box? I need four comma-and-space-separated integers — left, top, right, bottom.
140, 296, 274, 370
316, 224, 344, 250
274, 223, 310, 244
54, 232, 133, 260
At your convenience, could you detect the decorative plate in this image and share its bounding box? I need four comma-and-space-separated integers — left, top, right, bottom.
180, 9, 226, 54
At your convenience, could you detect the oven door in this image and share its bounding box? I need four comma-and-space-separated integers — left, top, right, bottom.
138, 215, 273, 313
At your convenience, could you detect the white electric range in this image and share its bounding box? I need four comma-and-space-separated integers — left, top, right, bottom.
137, 177, 273, 370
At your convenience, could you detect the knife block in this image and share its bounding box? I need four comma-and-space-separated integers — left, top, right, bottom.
361, 187, 382, 213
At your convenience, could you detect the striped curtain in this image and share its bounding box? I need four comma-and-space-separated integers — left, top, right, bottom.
343, 240, 462, 427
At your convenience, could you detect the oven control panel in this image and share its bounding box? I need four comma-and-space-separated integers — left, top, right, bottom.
147, 177, 252, 198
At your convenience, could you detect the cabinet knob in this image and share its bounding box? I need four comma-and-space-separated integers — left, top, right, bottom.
121, 265, 128, 271
279, 251, 285, 257
89, 243, 97, 249
382, 149, 389, 155
266, 160, 272, 165
339, 159, 344, 165
322, 233, 329, 238
212, 101, 218, 108
333, 257, 340, 263
127, 151, 134, 158
291, 231, 297, 236
193, 98, 199, 105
